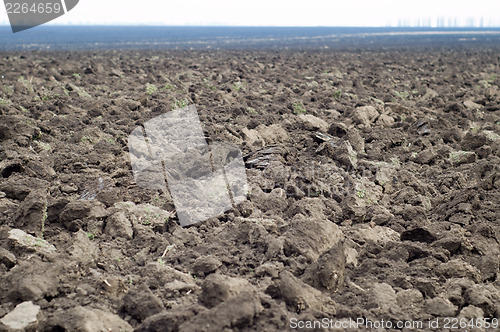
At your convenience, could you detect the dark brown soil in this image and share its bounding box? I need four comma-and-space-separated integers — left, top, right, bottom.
0, 46, 499, 331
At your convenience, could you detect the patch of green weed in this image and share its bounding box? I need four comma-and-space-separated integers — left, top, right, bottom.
32, 130, 42, 141
393, 90, 409, 100
293, 102, 306, 115
232, 82, 243, 91
171, 98, 189, 110
333, 90, 342, 100
246, 107, 257, 114
81, 136, 94, 144
146, 83, 158, 95
2, 85, 13, 96
18, 76, 34, 94
449, 151, 468, 160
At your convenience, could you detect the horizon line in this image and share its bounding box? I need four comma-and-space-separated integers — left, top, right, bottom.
1, 24, 500, 28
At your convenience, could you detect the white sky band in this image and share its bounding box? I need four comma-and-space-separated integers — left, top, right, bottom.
1, 0, 500, 27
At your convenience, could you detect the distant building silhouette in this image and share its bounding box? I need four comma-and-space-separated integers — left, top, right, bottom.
388, 16, 498, 27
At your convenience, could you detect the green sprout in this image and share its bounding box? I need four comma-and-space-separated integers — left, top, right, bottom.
141, 206, 157, 225
232, 82, 243, 91
18, 76, 34, 94
393, 90, 409, 100
356, 189, 366, 199
146, 83, 157, 95
2, 85, 14, 96
163, 83, 175, 90
152, 195, 166, 207
449, 151, 467, 160
309, 191, 320, 197
71, 85, 91, 98
171, 98, 189, 110
32, 130, 42, 141
0, 98, 11, 106
333, 90, 342, 100
81, 136, 94, 144
480, 80, 491, 89
206, 84, 217, 91
246, 107, 257, 114
293, 102, 306, 115
87, 233, 96, 240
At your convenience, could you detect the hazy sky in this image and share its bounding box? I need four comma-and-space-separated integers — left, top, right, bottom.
1, 0, 500, 27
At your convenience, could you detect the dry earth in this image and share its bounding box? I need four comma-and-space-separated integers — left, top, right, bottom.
0, 46, 500, 331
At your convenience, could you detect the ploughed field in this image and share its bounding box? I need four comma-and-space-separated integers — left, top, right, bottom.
0, 46, 499, 331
